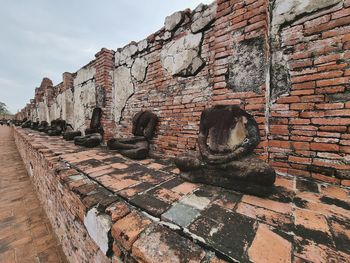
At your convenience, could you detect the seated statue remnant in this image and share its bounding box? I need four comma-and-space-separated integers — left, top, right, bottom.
47, 119, 67, 136
37, 121, 49, 132
74, 108, 104, 148
62, 124, 81, 141
30, 121, 39, 130
175, 105, 275, 194
107, 110, 158, 159
21, 119, 32, 128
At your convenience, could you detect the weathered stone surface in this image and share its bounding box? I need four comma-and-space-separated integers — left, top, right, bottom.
164, 11, 184, 31
74, 67, 96, 86
131, 57, 148, 82
113, 66, 134, 122
180, 194, 211, 210
247, 224, 292, 263
137, 39, 148, 52
228, 37, 266, 93
161, 202, 200, 227
270, 51, 290, 99
132, 225, 206, 263
73, 80, 96, 131
272, 0, 342, 33
84, 207, 112, 255
111, 211, 151, 250
191, 3, 217, 33
160, 32, 204, 77
115, 43, 138, 67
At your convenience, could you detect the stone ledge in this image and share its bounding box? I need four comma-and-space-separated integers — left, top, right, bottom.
14, 127, 350, 262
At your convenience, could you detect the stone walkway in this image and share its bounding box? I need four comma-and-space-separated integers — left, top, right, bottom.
0, 126, 67, 263
16, 126, 350, 262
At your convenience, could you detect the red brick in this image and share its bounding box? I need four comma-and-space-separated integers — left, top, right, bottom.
276, 96, 300, 104
111, 211, 151, 250
316, 77, 350, 87
290, 103, 315, 110
305, 16, 350, 35
310, 143, 339, 152
291, 71, 343, 83
312, 118, 350, 125
325, 109, 350, 116
292, 81, 315, 90
247, 224, 292, 262
315, 103, 344, 110
292, 142, 310, 150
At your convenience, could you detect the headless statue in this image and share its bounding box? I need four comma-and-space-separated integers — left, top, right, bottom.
47, 119, 67, 136
74, 108, 104, 148
175, 105, 275, 193
107, 110, 158, 159
21, 120, 32, 128
31, 120, 39, 130
62, 124, 81, 141
37, 121, 49, 132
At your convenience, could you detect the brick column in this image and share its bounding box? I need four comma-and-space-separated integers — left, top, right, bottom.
94, 48, 115, 142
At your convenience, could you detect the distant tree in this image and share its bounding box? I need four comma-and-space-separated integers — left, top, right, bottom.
0, 102, 11, 115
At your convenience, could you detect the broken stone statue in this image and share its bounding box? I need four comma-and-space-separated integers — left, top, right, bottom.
37, 121, 49, 132
47, 119, 67, 136
21, 119, 32, 128
30, 120, 39, 130
107, 110, 158, 159
175, 105, 276, 194
74, 107, 104, 148
62, 123, 80, 140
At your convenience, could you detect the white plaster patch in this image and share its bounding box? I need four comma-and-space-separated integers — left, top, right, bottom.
191, 2, 217, 33
160, 32, 204, 77
131, 57, 148, 82
272, 0, 342, 34
84, 207, 112, 255
73, 81, 96, 131
164, 11, 184, 31
74, 67, 96, 86
113, 66, 134, 122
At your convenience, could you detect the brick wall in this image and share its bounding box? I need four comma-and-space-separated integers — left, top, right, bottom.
14, 130, 110, 263
15, 0, 350, 185
269, 0, 350, 184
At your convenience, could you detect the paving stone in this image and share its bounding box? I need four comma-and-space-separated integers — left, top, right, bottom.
0, 127, 67, 263
106, 201, 131, 222
180, 194, 211, 210
241, 195, 292, 215
296, 179, 319, 193
329, 217, 350, 254
172, 182, 199, 195
161, 202, 200, 228
189, 204, 257, 261
294, 236, 350, 262
247, 224, 292, 263
111, 211, 151, 251
236, 202, 292, 230
118, 182, 154, 200
320, 185, 349, 200
130, 194, 172, 217
132, 225, 206, 263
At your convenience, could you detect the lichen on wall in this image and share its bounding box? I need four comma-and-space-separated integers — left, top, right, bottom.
228, 37, 266, 93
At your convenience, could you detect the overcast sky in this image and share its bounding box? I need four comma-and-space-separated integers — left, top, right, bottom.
0, 0, 212, 113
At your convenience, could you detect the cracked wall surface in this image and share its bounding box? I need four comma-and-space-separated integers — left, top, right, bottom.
73, 67, 97, 131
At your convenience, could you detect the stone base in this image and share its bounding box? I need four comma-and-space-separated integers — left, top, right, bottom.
175, 155, 276, 196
